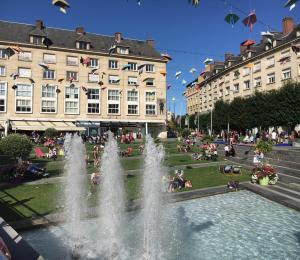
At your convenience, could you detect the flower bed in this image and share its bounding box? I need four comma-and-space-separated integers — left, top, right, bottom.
251, 163, 278, 185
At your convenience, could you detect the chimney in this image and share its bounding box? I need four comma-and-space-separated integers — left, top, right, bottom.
224, 53, 233, 61
35, 19, 43, 30
75, 27, 85, 34
240, 45, 248, 54
146, 39, 154, 47
282, 17, 294, 36
115, 32, 122, 43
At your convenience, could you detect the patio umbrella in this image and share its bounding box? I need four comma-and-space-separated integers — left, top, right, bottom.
242, 11, 257, 31
225, 13, 239, 26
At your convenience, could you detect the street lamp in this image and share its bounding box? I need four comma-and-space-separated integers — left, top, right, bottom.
171, 97, 176, 118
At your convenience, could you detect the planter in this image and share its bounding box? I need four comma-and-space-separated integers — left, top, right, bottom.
259, 176, 269, 186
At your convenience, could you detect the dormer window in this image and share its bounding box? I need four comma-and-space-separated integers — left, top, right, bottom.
273, 40, 277, 47
248, 52, 252, 58
77, 41, 89, 50
118, 47, 129, 55
30, 36, 43, 45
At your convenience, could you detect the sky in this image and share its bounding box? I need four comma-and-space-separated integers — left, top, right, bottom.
1, 0, 300, 115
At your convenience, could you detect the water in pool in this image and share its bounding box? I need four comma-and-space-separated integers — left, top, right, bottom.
22, 190, 300, 260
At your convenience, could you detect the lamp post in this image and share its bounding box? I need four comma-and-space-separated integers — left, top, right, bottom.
171, 97, 176, 119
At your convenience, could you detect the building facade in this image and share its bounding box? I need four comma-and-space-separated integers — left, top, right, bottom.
184, 17, 300, 116
0, 19, 167, 136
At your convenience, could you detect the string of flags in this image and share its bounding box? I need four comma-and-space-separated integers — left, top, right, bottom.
52, 0, 70, 14
285, 0, 298, 11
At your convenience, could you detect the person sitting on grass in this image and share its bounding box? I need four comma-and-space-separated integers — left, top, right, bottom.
228, 145, 236, 157
227, 180, 239, 191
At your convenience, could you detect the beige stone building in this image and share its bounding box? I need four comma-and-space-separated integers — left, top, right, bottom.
0, 19, 167, 136
184, 17, 300, 116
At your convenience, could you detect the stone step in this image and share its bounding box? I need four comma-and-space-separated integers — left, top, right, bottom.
270, 184, 300, 200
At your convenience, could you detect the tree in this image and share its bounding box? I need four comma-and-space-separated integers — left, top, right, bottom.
0, 134, 32, 161
44, 128, 58, 139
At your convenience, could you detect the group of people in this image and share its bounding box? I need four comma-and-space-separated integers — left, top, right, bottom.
162, 170, 192, 192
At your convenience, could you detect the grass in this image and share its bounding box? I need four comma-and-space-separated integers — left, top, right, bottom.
0, 166, 250, 222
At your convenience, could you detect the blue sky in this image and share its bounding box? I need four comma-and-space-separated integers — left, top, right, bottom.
1, 0, 300, 115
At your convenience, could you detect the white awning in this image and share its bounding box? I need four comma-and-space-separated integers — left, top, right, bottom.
10, 120, 86, 131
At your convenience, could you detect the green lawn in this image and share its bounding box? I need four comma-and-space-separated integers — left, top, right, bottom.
0, 166, 250, 222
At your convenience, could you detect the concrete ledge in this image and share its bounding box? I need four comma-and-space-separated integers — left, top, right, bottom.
0, 217, 43, 259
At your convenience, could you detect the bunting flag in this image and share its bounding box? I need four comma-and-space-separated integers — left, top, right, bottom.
203, 58, 213, 65
175, 71, 182, 79
38, 62, 49, 70
58, 78, 65, 83
167, 85, 171, 90
91, 68, 98, 74
122, 64, 131, 70
98, 81, 104, 86
200, 71, 206, 79
160, 70, 167, 76
56, 89, 61, 93
29, 78, 35, 84
109, 45, 117, 56
10, 72, 19, 80
189, 68, 197, 74
52, 0, 70, 14
291, 44, 300, 54
241, 39, 255, 47
80, 56, 90, 66
284, 0, 298, 10
242, 11, 257, 31
5, 47, 15, 58
224, 13, 239, 26
12, 84, 17, 90
43, 38, 53, 48
278, 56, 291, 65
195, 84, 200, 91
82, 86, 87, 92
69, 83, 75, 88
182, 79, 187, 85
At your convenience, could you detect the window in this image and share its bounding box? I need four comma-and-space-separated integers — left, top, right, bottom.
88, 58, 99, 68
43, 53, 56, 64
146, 104, 156, 115
253, 62, 261, 72
108, 75, 120, 84
233, 70, 240, 79
233, 83, 239, 92
66, 71, 78, 81
225, 87, 230, 95
145, 78, 155, 86
244, 80, 250, 90
41, 85, 56, 113
267, 73, 275, 84
0, 66, 5, 76
127, 90, 139, 115
0, 82, 6, 112
145, 92, 155, 102
281, 49, 290, 58
282, 68, 291, 80
19, 51, 32, 61
118, 47, 128, 54
108, 89, 120, 114
108, 89, 119, 101
109, 60, 118, 69
145, 64, 155, 72
78, 41, 88, 50
128, 105, 138, 115
88, 73, 100, 82
87, 89, 100, 114
15, 84, 32, 113
43, 69, 55, 79
266, 56, 275, 68
65, 86, 79, 114
67, 56, 78, 66
128, 76, 137, 86
0, 49, 7, 59
243, 67, 250, 76
127, 91, 138, 102
128, 62, 137, 71
18, 68, 31, 78
31, 36, 43, 45
254, 77, 261, 87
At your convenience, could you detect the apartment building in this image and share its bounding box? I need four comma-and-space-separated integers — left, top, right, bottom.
184, 17, 300, 116
0, 19, 167, 136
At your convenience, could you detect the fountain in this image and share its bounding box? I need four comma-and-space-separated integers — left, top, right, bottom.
97, 132, 127, 259
63, 133, 88, 258
142, 135, 166, 260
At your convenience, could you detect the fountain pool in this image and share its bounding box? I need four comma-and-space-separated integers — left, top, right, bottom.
22, 190, 300, 260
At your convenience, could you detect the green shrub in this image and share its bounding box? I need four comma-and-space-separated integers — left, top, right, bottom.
0, 134, 32, 160
202, 134, 214, 143
44, 128, 58, 139
256, 140, 273, 154
181, 129, 191, 138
